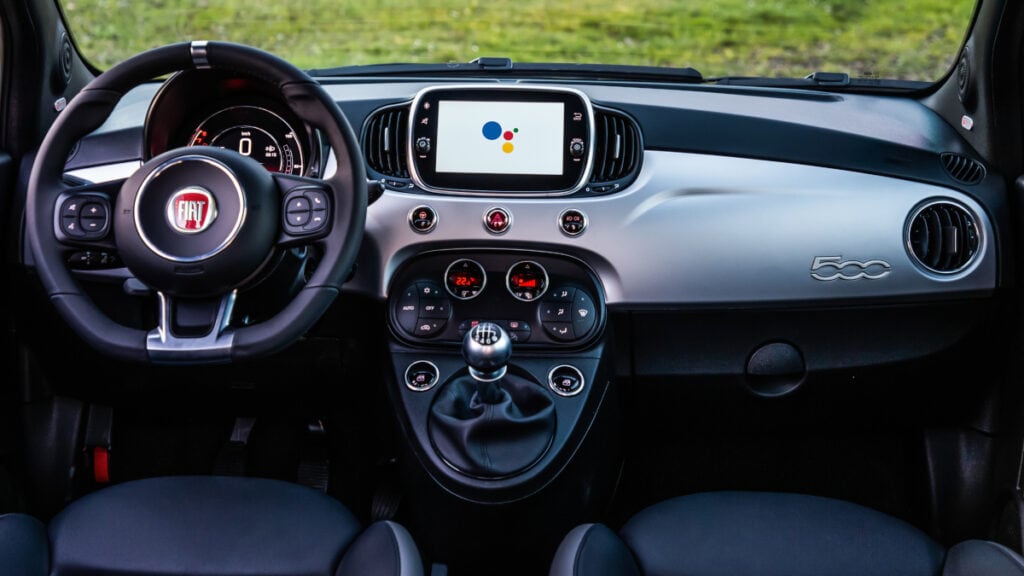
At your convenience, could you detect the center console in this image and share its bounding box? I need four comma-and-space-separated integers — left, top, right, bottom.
378, 85, 621, 573
386, 250, 615, 501
383, 248, 619, 573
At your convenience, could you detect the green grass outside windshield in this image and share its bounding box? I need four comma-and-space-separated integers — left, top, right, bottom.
61, 0, 975, 81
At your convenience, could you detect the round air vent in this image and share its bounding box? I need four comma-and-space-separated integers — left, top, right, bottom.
906, 200, 980, 274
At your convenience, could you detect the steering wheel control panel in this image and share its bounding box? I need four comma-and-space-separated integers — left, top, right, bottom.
389, 251, 604, 348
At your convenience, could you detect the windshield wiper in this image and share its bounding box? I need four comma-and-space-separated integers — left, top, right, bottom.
308, 58, 704, 84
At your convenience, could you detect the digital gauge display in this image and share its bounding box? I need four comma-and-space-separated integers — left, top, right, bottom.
506, 261, 548, 302
189, 105, 305, 175
445, 259, 486, 300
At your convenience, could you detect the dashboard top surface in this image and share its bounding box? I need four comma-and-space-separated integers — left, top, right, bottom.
60, 75, 1003, 308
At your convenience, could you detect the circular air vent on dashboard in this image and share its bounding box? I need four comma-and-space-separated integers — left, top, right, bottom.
906, 200, 980, 274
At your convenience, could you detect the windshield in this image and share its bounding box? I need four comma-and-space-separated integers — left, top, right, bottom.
61, 0, 976, 82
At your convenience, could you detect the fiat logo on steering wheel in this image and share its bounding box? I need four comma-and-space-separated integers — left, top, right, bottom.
167, 187, 217, 234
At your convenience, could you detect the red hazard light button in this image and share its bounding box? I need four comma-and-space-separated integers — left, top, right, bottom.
484, 207, 512, 234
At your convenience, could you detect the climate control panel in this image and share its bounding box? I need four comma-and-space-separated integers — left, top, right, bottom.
388, 251, 604, 348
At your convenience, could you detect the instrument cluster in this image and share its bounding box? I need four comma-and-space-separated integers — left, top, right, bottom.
144, 69, 321, 177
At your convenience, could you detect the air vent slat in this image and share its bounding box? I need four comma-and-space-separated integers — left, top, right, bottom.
590, 108, 643, 189
940, 152, 986, 185
363, 104, 411, 179
908, 201, 979, 274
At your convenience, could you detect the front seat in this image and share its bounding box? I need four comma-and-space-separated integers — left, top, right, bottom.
550, 491, 1024, 576
1, 476, 422, 576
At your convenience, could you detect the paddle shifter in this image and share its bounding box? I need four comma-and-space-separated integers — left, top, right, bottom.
428, 321, 556, 478
463, 322, 512, 382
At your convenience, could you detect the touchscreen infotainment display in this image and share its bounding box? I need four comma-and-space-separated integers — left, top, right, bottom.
434, 101, 565, 176
408, 87, 593, 194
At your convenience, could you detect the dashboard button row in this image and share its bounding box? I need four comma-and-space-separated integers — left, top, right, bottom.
404, 206, 588, 237
458, 319, 532, 343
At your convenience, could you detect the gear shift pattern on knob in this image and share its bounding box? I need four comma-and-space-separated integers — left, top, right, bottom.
463, 322, 512, 382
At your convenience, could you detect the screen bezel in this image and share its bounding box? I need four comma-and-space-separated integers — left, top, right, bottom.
408, 86, 594, 195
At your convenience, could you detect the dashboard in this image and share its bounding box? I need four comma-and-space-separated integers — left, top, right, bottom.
57, 69, 1004, 373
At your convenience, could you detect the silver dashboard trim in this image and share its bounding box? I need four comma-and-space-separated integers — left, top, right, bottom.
405, 85, 596, 197
65, 161, 141, 184
356, 150, 997, 305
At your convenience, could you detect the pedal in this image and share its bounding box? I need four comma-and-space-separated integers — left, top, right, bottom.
370, 471, 403, 521
297, 418, 329, 492
213, 417, 255, 476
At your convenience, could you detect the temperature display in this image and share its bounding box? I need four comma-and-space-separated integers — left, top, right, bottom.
445, 259, 486, 300
506, 261, 548, 302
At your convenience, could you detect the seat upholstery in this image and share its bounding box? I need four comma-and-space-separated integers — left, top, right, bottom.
45, 476, 422, 576
550, 491, 1024, 576
0, 513, 48, 576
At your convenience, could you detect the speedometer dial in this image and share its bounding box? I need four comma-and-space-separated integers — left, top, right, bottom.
189, 106, 305, 175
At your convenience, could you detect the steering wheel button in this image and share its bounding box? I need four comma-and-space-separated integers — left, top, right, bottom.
62, 215, 85, 237
81, 218, 105, 233
286, 197, 311, 212
304, 212, 326, 231
305, 190, 329, 210
82, 202, 107, 219
289, 211, 311, 226
61, 199, 81, 217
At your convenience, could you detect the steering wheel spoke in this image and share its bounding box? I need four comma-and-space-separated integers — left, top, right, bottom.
274, 173, 334, 246
147, 291, 237, 364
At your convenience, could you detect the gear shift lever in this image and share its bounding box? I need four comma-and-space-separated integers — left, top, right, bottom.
463, 322, 512, 382
429, 321, 556, 477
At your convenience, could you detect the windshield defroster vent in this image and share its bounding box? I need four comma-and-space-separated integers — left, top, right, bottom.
588, 108, 642, 192
363, 104, 410, 180
907, 200, 980, 274
940, 152, 985, 185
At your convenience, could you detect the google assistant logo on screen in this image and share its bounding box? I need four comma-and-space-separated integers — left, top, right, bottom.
482, 121, 518, 154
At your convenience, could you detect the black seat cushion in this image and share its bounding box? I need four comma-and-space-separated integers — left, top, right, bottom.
551, 491, 952, 576
943, 540, 1024, 576
49, 476, 363, 576
619, 492, 944, 576
0, 513, 48, 576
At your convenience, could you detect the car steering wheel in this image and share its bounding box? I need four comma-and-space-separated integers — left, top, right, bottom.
25, 42, 366, 364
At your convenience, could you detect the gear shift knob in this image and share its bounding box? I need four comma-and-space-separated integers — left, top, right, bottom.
463, 322, 512, 382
